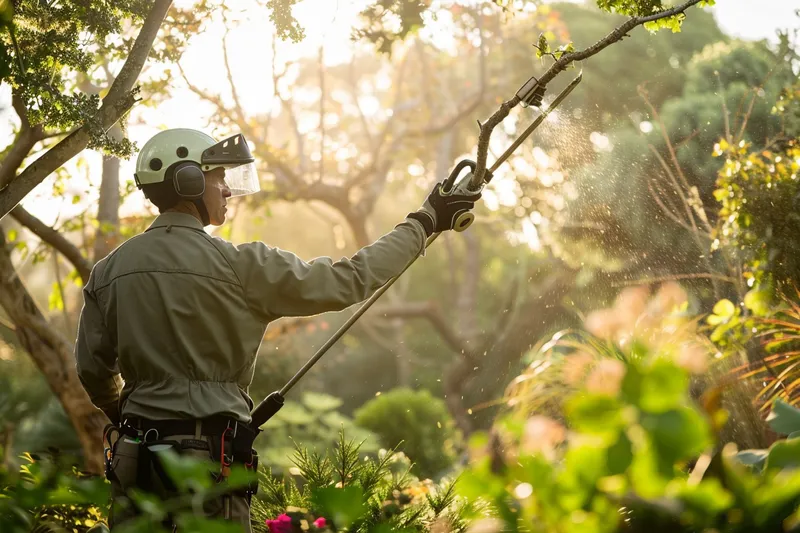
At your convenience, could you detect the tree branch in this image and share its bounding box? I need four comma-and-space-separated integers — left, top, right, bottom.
472, 0, 705, 185
10, 206, 92, 283
371, 301, 478, 362
407, 11, 488, 138
0, 0, 172, 219
222, 26, 246, 124
0, 91, 45, 189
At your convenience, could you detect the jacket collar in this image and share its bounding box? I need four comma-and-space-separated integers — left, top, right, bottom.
146, 212, 207, 232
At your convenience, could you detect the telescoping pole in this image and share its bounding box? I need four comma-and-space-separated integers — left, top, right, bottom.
250, 72, 583, 430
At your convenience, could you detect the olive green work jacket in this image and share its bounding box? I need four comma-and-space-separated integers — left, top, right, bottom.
75, 212, 427, 424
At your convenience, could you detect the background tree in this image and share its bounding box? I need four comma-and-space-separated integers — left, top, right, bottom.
0, 0, 194, 474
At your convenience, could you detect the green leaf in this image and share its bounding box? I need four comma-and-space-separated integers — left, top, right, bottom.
48, 282, 64, 311
536, 34, 550, 58
764, 438, 800, 472
743, 289, 772, 316
638, 360, 688, 413
565, 394, 624, 437
564, 441, 608, 488
712, 299, 736, 317
224, 464, 257, 490
311, 485, 366, 529
156, 448, 215, 493
0, 0, 13, 24
641, 407, 712, 462
669, 478, 734, 516
766, 399, 800, 436
456, 459, 508, 500
734, 449, 768, 472
606, 432, 633, 475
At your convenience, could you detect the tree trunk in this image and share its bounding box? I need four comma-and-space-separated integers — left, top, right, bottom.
0, 229, 107, 474
94, 124, 122, 261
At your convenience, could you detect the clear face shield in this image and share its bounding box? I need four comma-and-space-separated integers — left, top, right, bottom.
201, 133, 261, 197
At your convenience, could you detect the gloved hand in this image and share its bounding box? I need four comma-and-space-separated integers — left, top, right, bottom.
407, 179, 482, 237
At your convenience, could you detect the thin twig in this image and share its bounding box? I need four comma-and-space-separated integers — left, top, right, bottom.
647, 179, 694, 232
222, 27, 246, 123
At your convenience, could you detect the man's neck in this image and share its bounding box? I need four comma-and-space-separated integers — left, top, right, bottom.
164, 201, 202, 223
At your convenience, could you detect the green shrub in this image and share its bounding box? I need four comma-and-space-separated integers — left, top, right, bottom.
254, 431, 479, 533
354, 388, 459, 478
455, 285, 800, 532
258, 392, 378, 473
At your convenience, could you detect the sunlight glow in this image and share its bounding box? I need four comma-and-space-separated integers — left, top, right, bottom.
532, 147, 550, 168
590, 131, 612, 152
407, 163, 425, 177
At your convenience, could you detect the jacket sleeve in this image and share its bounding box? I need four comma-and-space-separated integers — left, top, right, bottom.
222, 219, 427, 322
74, 273, 121, 415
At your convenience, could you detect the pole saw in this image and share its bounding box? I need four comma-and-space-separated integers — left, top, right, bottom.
249, 71, 583, 430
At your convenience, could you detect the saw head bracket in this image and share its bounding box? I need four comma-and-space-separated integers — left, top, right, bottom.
516, 75, 547, 108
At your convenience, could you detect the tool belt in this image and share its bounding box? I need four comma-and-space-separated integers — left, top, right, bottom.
104, 415, 261, 500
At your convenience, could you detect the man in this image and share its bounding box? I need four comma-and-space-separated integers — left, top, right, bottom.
74, 128, 481, 531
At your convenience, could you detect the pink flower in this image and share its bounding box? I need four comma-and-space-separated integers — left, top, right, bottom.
266, 514, 293, 533
313, 517, 327, 529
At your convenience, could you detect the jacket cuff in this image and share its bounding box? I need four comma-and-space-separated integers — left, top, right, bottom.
406, 211, 434, 238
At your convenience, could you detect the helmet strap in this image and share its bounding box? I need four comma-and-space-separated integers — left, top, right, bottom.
193, 198, 211, 226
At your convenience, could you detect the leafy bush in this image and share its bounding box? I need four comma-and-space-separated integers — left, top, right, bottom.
0, 449, 257, 533
712, 80, 800, 288
258, 392, 377, 473
353, 388, 459, 478
254, 431, 479, 533
454, 284, 800, 533
0, 453, 108, 533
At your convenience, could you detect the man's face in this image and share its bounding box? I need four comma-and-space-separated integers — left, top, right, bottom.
202, 167, 232, 226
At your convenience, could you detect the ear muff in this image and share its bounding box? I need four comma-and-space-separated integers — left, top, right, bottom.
172, 161, 205, 199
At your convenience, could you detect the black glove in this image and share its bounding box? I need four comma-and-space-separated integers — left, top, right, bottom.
407, 180, 482, 237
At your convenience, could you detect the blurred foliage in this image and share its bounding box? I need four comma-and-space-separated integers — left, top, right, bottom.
709, 290, 800, 413
734, 399, 800, 472
505, 281, 705, 420
257, 392, 378, 473
0, 447, 258, 533
353, 388, 460, 478
0, 354, 84, 474
263, 0, 714, 54
0, 453, 109, 533
2, 0, 797, 530
255, 430, 478, 533
456, 292, 800, 532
